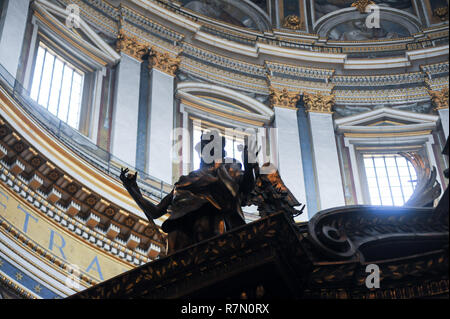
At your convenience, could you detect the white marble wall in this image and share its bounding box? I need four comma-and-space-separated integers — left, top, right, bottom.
273, 107, 308, 221
0, 0, 29, 78
308, 112, 345, 211
147, 68, 174, 184
438, 108, 449, 139
110, 54, 141, 167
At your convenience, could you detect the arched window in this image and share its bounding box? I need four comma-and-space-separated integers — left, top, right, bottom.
176, 82, 274, 174
335, 107, 445, 206
192, 126, 246, 170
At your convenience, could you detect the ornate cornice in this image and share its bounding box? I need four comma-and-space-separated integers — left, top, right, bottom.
0, 99, 166, 257
303, 92, 335, 114
54, 0, 449, 66
351, 0, 375, 13
182, 43, 266, 77
148, 49, 181, 76
282, 15, 304, 31
428, 87, 449, 110
116, 30, 149, 62
269, 88, 300, 109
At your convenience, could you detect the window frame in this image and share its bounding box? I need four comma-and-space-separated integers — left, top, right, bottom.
191, 122, 251, 171
343, 136, 441, 206
361, 153, 418, 206
27, 34, 99, 136
21, 13, 115, 143
30, 42, 86, 129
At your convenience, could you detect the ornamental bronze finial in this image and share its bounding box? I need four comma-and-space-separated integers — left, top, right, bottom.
282, 15, 304, 30
351, 0, 375, 13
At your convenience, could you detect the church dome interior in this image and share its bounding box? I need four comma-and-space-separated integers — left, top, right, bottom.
0, 0, 448, 300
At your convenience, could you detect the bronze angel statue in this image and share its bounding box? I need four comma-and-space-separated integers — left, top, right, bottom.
120, 130, 304, 255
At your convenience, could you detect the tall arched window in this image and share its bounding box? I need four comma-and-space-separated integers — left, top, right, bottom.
176, 82, 274, 174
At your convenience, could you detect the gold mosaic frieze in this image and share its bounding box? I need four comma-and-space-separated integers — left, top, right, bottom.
303, 92, 335, 114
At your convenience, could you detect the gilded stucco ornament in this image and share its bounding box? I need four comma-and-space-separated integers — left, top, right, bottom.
434, 7, 449, 21
351, 0, 375, 13
303, 92, 335, 114
428, 87, 449, 110
116, 30, 149, 62
269, 88, 300, 109
282, 15, 304, 30
148, 49, 181, 76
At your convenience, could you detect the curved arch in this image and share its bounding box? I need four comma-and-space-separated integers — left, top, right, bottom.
177, 82, 274, 126
314, 7, 422, 40
182, 0, 271, 31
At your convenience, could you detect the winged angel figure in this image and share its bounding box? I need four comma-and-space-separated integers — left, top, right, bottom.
120, 131, 304, 255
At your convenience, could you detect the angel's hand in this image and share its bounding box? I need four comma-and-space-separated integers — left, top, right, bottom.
120, 167, 129, 183
120, 168, 138, 188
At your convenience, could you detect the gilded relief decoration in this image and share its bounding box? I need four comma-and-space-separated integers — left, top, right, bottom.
116, 30, 149, 62
351, 0, 376, 13
269, 88, 301, 109
303, 92, 335, 113
282, 15, 304, 30
428, 87, 449, 110
148, 49, 181, 76
434, 6, 449, 21
0, 113, 166, 263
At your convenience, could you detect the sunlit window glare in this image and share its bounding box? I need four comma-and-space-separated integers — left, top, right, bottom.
193, 128, 244, 170
30, 45, 84, 129
363, 154, 417, 206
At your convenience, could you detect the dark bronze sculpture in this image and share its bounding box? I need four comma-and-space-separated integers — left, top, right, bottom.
70, 138, 449, 300
120, 131, 262, 254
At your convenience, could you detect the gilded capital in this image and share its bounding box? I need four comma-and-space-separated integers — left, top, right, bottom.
282, 15, 304, 30
303, 92, 335, 114
148, 49, 181, 76
116, 30, 149, 62
351, 0, 375, 13
269, 88, 300, 109
434, 7, 449, 21
428, 87, 449, 110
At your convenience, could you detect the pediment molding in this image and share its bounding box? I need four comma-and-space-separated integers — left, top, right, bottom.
335, 107, 439, 135
33, 0, 121, 68
177, 82, 274, 127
